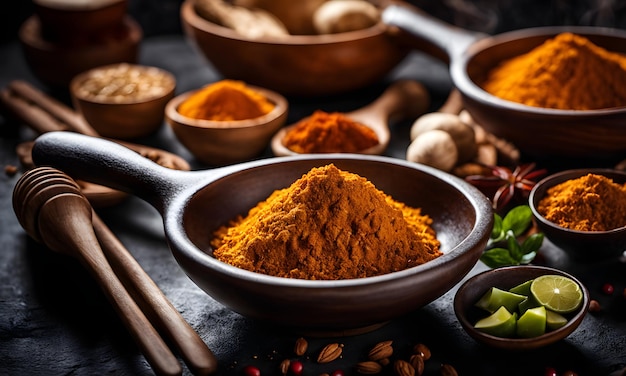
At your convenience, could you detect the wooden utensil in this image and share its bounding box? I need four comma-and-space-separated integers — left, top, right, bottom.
13, 166, 218, 375
1, 80, 190, 206
270, 79, 430, 156
12, 167, 182, 376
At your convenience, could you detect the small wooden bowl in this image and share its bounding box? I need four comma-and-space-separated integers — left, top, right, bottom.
34, 0, 128, 42
179, 0, 408, 96
454, 265, 589, 351
529, 169, 626, 260
19, 15, 142, 88
165, 86, 288, 165
70, 63, 176, 140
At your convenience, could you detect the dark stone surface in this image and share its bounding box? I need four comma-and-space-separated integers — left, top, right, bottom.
1, 2, 626, 375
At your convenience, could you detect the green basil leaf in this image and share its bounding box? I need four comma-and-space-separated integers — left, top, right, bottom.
521, 233, 544, 254
490, 213, 504, 242
502, 205, 532, 236
505, 230, 523, 261
480, 248, 519, 268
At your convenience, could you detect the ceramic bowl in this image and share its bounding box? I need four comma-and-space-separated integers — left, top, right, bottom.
165, 85, 288, 165
32, 131, 494, 334
34, 0, 128, 42
454, 265, 589, 351
179, 0, 409, 96
70, 63, 176, 140
529, 169, 626, 260
19, 15, 142, 88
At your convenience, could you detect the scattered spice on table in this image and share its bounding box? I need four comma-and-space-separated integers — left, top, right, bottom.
211, 164, 441, 280
482, 32, 626, 110
537, 173, 626, 231
177, 79, 275, 121
282, 110, 379, 153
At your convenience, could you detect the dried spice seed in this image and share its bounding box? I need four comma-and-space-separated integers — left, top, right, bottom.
440, 364, 458, 376
379, 358, 390, 366
409, 354, 425, 376
4, 165, 18, 177
412, 343, 431, 360
393, 359, 415, 376
368, 340, 393, 361
317, 343, 343, 363
279, 359, 290, 375
294, 337, 308, 356
356, 361, 383, 374
589, 299, 602, 313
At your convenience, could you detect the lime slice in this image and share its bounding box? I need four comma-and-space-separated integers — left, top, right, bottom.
518, 295, 541, 315
530, 275, 583, 314
516, 306, 546, 338
474, 306, 517, 337
509, 279, 533, 296
475, 287, 527, 313
546, 310, 568, 330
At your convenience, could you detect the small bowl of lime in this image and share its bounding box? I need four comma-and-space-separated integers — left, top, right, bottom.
454, 265, 590, 351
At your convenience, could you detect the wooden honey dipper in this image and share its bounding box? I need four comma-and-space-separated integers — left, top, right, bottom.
13, 166, 217, 376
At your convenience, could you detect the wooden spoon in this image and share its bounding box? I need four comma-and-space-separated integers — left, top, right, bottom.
270, 79, 430, 156
13, 167, 183, 376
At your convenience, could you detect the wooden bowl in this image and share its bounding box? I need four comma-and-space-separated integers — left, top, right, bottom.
529, 169, 626, 260
383, 4, 626, 159
179, 0, 409, 96
33, 0, 128, 42
32, 131, 494, 334
19, 15, 142, 88
70, 63, 176, 140
454, 265, 589, 351
165, 85, 288, 165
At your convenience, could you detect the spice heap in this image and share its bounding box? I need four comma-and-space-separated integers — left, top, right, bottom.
177, 79, 275, 121
283, 110, 379, 153
483, 32, 626, 110
538, 173, 626, 231
211, 164, 441, 279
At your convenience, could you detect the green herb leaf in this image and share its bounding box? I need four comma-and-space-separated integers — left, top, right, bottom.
480, 248, 520, 269
502, 205, 532, 236
521, 233, 544, 254
506, 230, 523, 261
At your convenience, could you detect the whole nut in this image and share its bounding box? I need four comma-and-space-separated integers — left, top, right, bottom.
367, 340, 393, 361
317, 343, 343, 363
412, 343, 431, 360
409, 354, 424, 376
440, 364, 458, 376
393, 359, 415, 376
406, 129, 458, 172
356, 361, 383, 374
294, 337, 308, 356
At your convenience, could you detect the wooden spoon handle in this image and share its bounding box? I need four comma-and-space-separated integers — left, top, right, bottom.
92, 213, 218, 375
350, 79, 430, 124
37, 193, 182, 376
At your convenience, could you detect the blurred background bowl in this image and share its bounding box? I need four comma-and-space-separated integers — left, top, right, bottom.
454, 265, 589, 351
33, 0, 128, 42
19, 15, 141, 88
165, 85, 288, 165
179, 0, 409, 96
70, 63, 176, 139
529, 168, 626, 261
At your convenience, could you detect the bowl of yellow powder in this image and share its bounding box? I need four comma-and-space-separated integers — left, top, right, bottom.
165, 79, 288, 166
31, 131, 494, 334
530, 168, 626, 260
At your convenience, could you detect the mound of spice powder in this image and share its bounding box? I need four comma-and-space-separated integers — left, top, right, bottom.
538, 173, 626, 231
211, 164, 441, 280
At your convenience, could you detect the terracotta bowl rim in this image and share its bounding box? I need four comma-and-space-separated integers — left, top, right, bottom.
165, 84, 289, 130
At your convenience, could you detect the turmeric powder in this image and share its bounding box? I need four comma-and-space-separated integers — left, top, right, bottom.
482, 32, 626, 110
538, 173, 626, 231
283, 110, 379, 153
211, 164, 441, 280
177, 79, 275, 121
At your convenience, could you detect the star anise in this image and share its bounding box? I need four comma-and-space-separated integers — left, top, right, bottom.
465, 163, 547, 212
